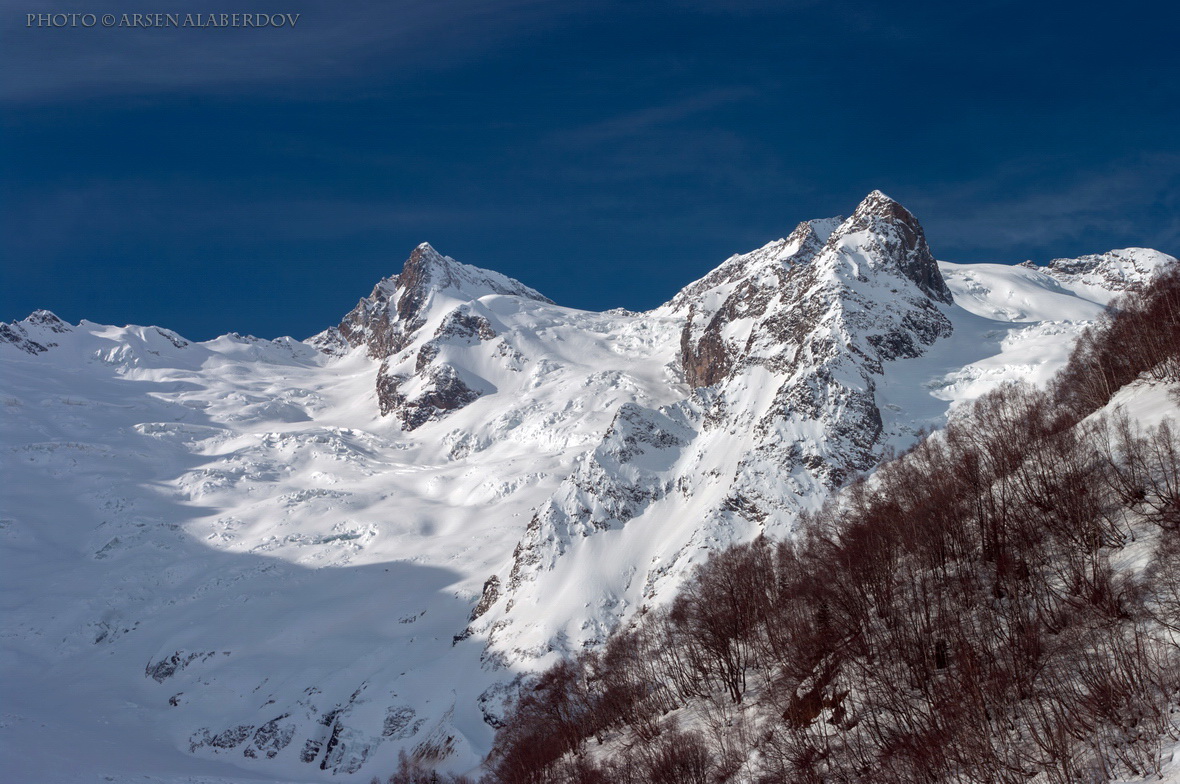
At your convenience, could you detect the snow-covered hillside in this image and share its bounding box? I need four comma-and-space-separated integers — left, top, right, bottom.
1, 192, 1174, 782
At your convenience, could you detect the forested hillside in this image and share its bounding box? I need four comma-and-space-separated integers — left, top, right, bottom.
478, 265, 1180, 784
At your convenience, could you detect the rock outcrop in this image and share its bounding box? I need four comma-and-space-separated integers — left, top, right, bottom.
1025, 248, 1171, 294
317, 243, 550, 361
490, 191, 961, 655
0, 309, 72, 354
311, 243, 551, 430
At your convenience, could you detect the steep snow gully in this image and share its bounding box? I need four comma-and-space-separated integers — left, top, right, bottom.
1, 192, 1175, 781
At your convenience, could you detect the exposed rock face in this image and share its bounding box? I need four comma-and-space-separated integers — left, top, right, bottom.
469, 575, 502, 622
0, 323, 49, 355
494, 191, 958, 653
1029, 248, 1171, 294
686, 190, 954, 488
678, 192, 952, 392
320, 243, 550, 361
0, 309, 72, 354
26, 309, 73, 334
311, 243, 550, 430
146, 650, 223, 683
379, 362, 485, 431
379, 307, 495, 430
187, 679, 385, 775
678, 218, 840, 388
831, 189, 953, 304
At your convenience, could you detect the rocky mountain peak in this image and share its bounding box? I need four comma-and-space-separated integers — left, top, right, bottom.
394, 243, 450, 335
25, 309, 71, 331
825, 190, 953, 304
849, 188, 908, 220
400, 243, 550, 307
674, 193, 955, 391
397, 242, 459, 303
384, 243, 551, 347
1, 309, 72, 354
312, 243, 551, 361
305, 244, 554, 430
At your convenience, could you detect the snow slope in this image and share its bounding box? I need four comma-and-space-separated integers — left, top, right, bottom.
1, 193, 1174, 782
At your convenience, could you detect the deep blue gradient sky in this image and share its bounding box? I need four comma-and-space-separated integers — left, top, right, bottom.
3, 0, 1178, 340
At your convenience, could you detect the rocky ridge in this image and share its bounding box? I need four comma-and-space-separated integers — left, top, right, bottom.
484, 191, 963, 658
311, 242, 551, 430
0, 309, 72, 354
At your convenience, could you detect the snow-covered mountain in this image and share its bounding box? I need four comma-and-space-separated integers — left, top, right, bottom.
1, 192, 1173, 782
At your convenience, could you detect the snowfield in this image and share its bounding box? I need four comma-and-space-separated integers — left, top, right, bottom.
1, 192, 1174, 781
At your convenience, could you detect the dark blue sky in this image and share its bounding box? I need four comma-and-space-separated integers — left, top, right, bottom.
3, 0, 1177, 340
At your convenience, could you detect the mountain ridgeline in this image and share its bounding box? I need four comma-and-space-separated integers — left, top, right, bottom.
480, 267, 1180, 784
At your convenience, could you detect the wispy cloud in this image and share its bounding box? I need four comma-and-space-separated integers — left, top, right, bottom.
906, 154, 1180, 260
552, 87, 758, 147
2, 0, 581, 103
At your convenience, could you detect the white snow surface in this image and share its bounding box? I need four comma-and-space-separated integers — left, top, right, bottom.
1, 216, 1175, 782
